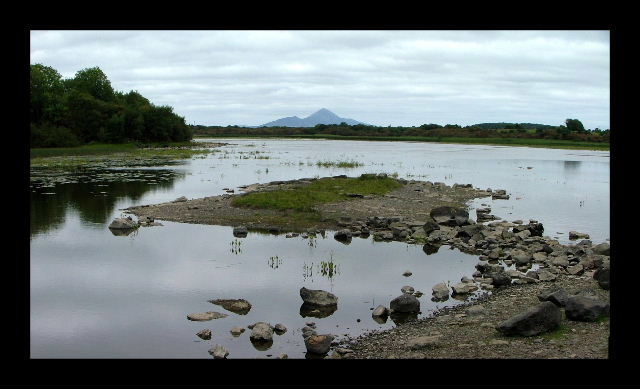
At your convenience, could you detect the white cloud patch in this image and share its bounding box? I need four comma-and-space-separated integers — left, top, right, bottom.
30, 30, 610, 129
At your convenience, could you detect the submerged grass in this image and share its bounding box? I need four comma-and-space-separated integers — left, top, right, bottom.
30, 142, 213, 169
231, 174, 402, 212
315, 160, 364, 168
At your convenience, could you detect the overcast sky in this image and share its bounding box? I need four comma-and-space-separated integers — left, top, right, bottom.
29, 30, 610, 129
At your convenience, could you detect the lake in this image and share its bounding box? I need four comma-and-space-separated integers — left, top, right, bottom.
30, 139, 610, 358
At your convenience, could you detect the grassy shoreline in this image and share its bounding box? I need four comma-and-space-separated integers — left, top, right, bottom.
194, 134, 609, 151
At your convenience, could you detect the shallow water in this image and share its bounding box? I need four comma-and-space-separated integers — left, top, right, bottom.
30, 139, 609, 358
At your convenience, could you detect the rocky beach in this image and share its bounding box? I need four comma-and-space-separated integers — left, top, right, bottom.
119, 175, 611, 359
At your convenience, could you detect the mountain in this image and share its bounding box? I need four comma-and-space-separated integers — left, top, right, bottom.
260, 108, 364, 127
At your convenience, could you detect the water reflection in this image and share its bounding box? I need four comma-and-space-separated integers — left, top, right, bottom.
389, 311, 419, 325
299, 302, 338, 318
563, 160, 582, 175
422, 244, 441, 255
30, 168, 180, 237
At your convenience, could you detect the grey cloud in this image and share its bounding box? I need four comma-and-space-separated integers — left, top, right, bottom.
30, 30, 610, 129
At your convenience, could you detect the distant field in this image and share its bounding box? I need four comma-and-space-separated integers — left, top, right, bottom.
194, 134, 609, 151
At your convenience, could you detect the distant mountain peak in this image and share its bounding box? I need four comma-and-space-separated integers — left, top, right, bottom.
260, 109, 364, 127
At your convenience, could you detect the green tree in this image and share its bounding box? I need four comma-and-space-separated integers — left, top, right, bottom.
67, 67, 116, 102
565, 119, 586, 132
30, 64, 65, 124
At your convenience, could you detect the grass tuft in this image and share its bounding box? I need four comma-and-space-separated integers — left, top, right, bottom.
231, 174, 401, 212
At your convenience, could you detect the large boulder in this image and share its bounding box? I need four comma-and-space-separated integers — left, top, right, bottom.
108, 217, 138, 230
333, 229, 353, 242
390, 294, 420, 313
304, 334, 334, 355
249, 322, 274, 342
300, 287, 338, 307
496, 301, 562, 336
564, 296, 610, 322
208, 344, 229, 359
593, 263, 610, 290
592, 242, 610, 256
429, 206, 470, 227
431, 283, 450, 300
537, 288, 570, 307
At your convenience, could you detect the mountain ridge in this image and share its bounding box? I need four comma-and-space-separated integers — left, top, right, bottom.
260, 108, 364, 127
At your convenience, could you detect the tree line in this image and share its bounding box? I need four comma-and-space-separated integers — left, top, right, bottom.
30, 64, 192, 147
190, 119, 609, 143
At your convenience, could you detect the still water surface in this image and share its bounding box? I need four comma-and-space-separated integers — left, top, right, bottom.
30, 139, 609, 358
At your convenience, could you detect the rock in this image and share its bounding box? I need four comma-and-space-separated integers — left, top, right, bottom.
592, 242, 610, 256
430, 206, 470, 227
580, 254, 605, 270
274, 323, 287, 334
334, 229, 353, 242
431, 283, 450, 300
492, 191, 510, 200
187, 311, 228, 321
196, 329, 212, 340
372, 305, 389, 318
230, 326, 245, 336
569, 231, 590, 240
277, 354, 288, 359
300, 287, 338, 306
537, 269, 557, 282
593, 263, 610, 290
496, 301, 562, 336
301, 326, 317, 340
564, 296, 610, 321
401, 285, 415, 295
249, 322, 274, 342
551, 256, 570, 268
567, 264, 584, 276
407, 335, 442, 350
487, 271, 512, 287
467, 305, 486, 316
510, 249, 532, 265
423, 218, 441, 234
108, 217, 138, 230
305, 334, 334, 355
208, 299, 252, 315
173, 196, 188, 202
403, 270, 413, 277
390, 294, 420, 313
537, 288, 570, 307
233, 226, 248, 237
208, 344, 229, 359
451, 282, 478, 295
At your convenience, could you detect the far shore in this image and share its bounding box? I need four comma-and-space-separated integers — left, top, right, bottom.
192, 134, 610, 151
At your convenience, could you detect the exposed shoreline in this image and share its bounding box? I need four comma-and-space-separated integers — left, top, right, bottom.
123, 176, 610, 359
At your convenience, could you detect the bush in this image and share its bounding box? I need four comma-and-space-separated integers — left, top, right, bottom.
31, 124, 81, 148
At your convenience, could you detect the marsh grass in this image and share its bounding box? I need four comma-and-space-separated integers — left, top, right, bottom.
315, 160, 364, 168
30, 143, 213, 169
231, 174, 401, 212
